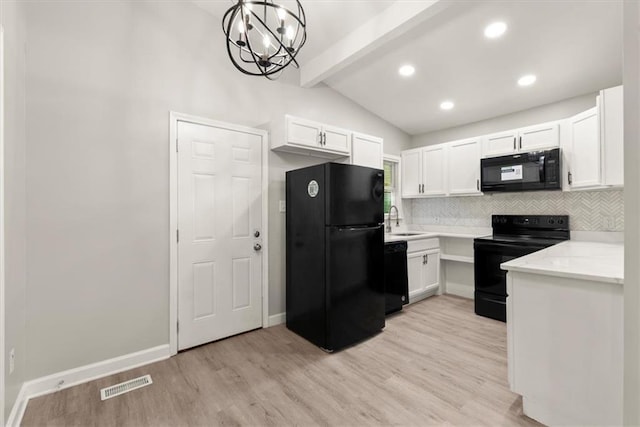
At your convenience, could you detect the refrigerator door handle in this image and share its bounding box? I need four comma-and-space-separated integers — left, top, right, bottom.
335, 225, 382, 231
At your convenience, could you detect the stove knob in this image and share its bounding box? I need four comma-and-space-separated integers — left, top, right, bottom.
549, 219, 555, 224
558, 219, 564, 224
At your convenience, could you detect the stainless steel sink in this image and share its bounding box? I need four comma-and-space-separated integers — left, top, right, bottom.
389, 232, 425, 236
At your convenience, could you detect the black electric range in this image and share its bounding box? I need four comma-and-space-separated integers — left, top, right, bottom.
473, 215, 570, 322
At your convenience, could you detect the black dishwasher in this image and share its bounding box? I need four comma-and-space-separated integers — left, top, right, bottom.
384, 241, 409, 315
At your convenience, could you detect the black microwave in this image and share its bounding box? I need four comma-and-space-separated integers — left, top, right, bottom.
480, 148, 561, 193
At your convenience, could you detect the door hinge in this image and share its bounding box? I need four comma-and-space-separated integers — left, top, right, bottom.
177, 321, 179, 333
177, 229, 179, 242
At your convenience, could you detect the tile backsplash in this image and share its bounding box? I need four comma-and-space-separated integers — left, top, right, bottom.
411, 189, 624, 231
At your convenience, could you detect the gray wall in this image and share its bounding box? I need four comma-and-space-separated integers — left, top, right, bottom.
411, 92, 599, 147
623, 0, 640, 423
23, 1, 410, 380
2, 0, 27, 420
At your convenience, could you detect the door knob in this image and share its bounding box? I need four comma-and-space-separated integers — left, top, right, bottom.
254, 243, 262, 251
254, 230, 260, 238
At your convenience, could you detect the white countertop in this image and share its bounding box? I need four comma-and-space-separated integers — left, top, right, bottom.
501, 240, 624, 284
384, 225, 490, 242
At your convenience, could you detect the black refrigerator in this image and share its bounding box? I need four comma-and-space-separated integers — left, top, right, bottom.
286, 162, 385, 352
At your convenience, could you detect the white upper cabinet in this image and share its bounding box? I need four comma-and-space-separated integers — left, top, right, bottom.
323, 124, 352, 154
518, 122, 560, 152
401, 144, 448, 198
401, 148, 423, 197
567, 107, 601, 188
448, 138, 481, 195
286, 116, 322, 148
482, 122, 560, 158
422, 144, 447, 196
600, 85, 623, 186
271, 115, 351, 158
351, 132, 383, 169
565, 85, 623, 190
483, 130, 519, 157
401, 139, 479, 198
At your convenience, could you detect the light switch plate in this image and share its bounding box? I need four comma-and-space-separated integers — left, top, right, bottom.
9, 348, 15, 374
279, 200, 286, 213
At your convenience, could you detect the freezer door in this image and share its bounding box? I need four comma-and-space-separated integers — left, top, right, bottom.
326, 225, 385, 351
325, 163, 384, 226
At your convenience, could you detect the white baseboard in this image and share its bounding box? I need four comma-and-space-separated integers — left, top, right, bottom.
267, 312, 285, 327
6, 384, 28, 427
7, 344, 170, 426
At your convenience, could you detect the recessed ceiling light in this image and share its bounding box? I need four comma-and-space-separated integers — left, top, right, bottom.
440, 101, 454, 111
518, 74, 537, 87
484, 22, 507, 39
398, 65, 415, 77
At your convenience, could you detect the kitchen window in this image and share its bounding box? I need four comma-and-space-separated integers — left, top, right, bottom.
383, 155, 402, 218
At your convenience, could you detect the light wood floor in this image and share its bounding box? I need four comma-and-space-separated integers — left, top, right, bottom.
22, 295, 540, 426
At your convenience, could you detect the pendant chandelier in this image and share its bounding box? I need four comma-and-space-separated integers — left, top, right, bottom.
222, 0, 307, 80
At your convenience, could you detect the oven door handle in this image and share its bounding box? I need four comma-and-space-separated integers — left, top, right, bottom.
482, 296, 507, 305
474, 241, 547, 252
539, 155, 545, 183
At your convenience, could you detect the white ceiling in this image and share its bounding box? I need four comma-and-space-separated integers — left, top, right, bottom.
193, 0, 396, 64
196, 1, 623, 136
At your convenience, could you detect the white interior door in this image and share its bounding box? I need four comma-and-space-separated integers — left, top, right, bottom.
177, 120, 263, 351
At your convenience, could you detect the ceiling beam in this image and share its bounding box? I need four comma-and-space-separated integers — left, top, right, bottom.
299, 0, 451, 88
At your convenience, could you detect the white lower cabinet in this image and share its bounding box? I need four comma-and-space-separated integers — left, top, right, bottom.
406, 238, 440, 303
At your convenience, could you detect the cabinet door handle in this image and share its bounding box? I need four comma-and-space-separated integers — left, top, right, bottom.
568, 171, 573, 185
323, 132, 326, 145
477, 179, 479, 191
319, 132, 323, 145
518, 136, 522, 150
513, 137, 516, 150
421, 184, 424, 193
422, 254, 426, 264
425, 254, 428, 265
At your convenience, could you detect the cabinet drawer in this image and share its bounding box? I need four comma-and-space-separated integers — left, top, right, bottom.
407, 238, 439, 253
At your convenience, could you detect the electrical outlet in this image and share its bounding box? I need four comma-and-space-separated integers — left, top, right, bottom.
9, 348, 15, 374
603, 216, 616, 231
279, 200, 286, 213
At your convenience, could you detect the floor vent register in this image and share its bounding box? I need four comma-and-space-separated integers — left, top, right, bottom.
100, 374, 153, 401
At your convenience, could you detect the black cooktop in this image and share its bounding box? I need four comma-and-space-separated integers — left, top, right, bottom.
475, 214, 570, 247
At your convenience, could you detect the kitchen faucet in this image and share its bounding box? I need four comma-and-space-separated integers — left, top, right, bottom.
386, 205, 399, 233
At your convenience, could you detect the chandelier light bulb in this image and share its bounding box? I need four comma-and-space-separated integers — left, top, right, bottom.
262, 34, 271, 50
277, 8, 286, 21
286, 26, 294, 40
236, 21, 246, 46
